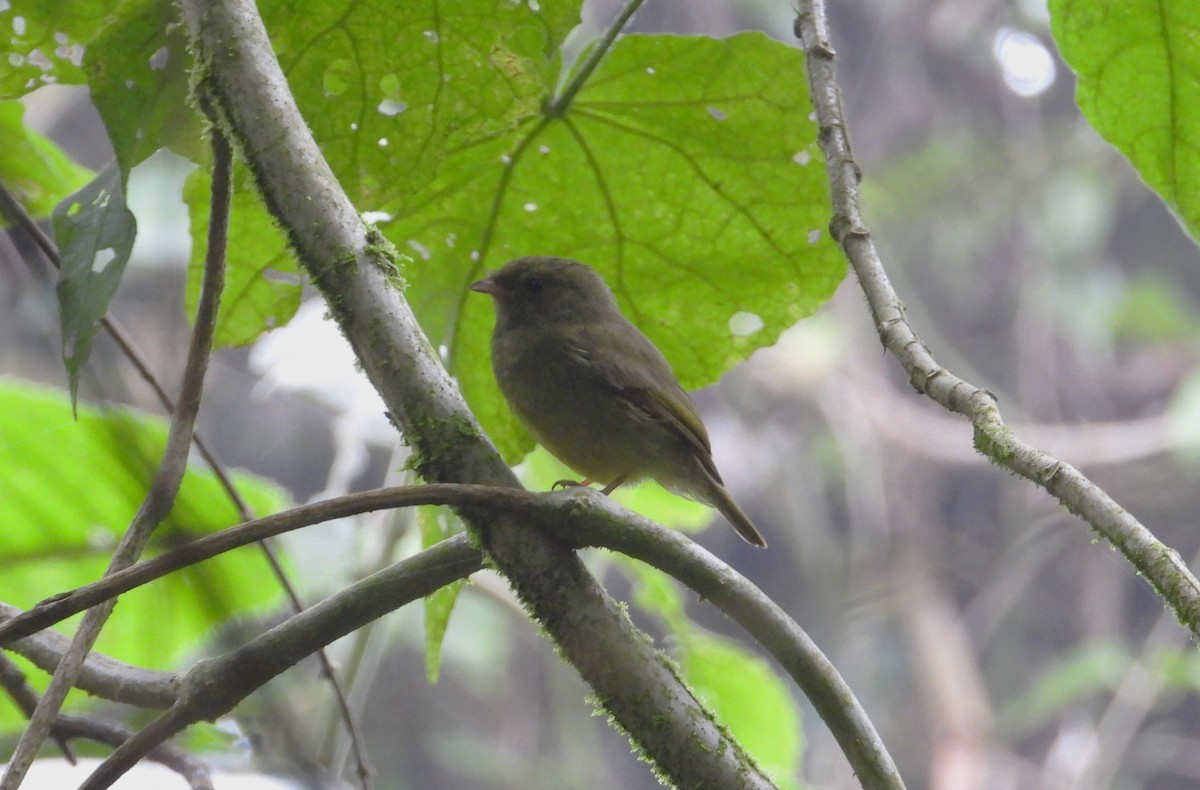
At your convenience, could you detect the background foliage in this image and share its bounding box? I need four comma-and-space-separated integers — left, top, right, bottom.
2, 0, 1200, 788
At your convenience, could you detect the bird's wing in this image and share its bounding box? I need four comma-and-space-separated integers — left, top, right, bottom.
566, 324, 720, 481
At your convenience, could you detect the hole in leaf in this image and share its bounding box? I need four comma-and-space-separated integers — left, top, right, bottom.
728, 312, 763, 337
91, 248, 117, 274
148, 46, 169, 71
407, 240, 431, 260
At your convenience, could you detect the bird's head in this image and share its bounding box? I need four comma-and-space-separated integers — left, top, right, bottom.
470, 256, 620, 329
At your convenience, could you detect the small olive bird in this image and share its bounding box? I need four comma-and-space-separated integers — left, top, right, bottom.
471, 256, 767, 547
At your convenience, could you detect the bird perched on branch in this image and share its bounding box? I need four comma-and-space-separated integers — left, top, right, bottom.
471, 256, 767, 548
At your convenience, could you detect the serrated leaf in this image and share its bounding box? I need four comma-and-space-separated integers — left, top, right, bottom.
264, 0, 579, 207
622, 556, 690, 633
0, 99, 93, 220
420, 506, 466, 684
52, 161, 136, 405
184, 166, 302, 346
0, 380, 289, 727
86, 0, 204, 177
2, 0, 109, 96
1050, 0, 1200, 243
391, 33, 843, 461
622, 559, 805, 787
520, 445, 712, 534
681, 634, 805, 790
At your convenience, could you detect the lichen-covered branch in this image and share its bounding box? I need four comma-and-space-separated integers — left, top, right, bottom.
6, 485, 896, 789
173, 0, 773, 787
794, 0, 1200, 636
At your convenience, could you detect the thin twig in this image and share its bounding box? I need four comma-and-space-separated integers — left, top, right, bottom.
1, 483, 903, 789
0, 603, 179, 708
0, 654, 76, 763
0, 172, 371, 790
0, 100, 232, 790
0, 488, 484, 642
545, 0, 645, 116
180, 0, 775, 784
792, 0, 1200, 635
77, 535, 482, 790
0, 653, 211, 790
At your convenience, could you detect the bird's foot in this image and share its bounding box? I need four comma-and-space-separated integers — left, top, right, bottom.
552, 478, 592, 491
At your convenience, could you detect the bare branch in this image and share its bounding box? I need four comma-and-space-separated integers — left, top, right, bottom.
0, 603, 178, 708
0, 654, 210, 790
793, 0, 1200, 635
0, 128, 371, 790
0, 103, 233, 790
176, 0, 776, 785
0, 483, 899, 789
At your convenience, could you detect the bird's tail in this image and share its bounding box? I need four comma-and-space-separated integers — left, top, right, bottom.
707, 481, 767, 548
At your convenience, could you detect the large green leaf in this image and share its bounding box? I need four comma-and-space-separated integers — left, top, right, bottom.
0, 381, 288, 698
86, 0, 204, 177
520, 444, 712, 533
420, 507, 465, 684
624, 559, 806, 788
184, 166, 302, 347
0, 99, 92, 220
392, 33, 840, 461
263, 0, 578, 208
52, 162, 136, 405
681, 635, 805, 790
1050, 0, 1200, 243
1, 0, 110, 96
177, 0, 576, 346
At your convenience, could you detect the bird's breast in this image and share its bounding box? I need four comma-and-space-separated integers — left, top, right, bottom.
492, 326, 670, 482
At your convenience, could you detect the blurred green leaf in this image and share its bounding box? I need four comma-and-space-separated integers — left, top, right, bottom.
622, 559, 805, 787
623, 555, 689, 633
52, 162, 136, 405
262, 0, 578, 208
0, 99, 92, 220
519, 445, 712, 535
421, 506, 465, 684
86, 0, 204, 176
1051, 0, 1200, 243
395, 33, 841, 461
1168, 370, 1200, 459
681, 634, 804, 790
0, 381, 289, 726
1109, 274, 1198, 341
184, 166, 302, 346
1149, 647, 1200, 691
999, 643, 1130, 733
2, 0, 109, 95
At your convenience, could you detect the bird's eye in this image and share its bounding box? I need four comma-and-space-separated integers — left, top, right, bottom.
526, 277, 544, 294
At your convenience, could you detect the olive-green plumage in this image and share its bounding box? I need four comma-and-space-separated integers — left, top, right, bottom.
470, 256, 767, 548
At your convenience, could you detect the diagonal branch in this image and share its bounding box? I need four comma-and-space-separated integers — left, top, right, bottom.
0, 158, 371, 790
0, 655, 210, 790
0, 603, 178, 708
176, 0, 775, 787
0, 97, 232, 790
30, 487, 897, 790
793, 1, 1200, 635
